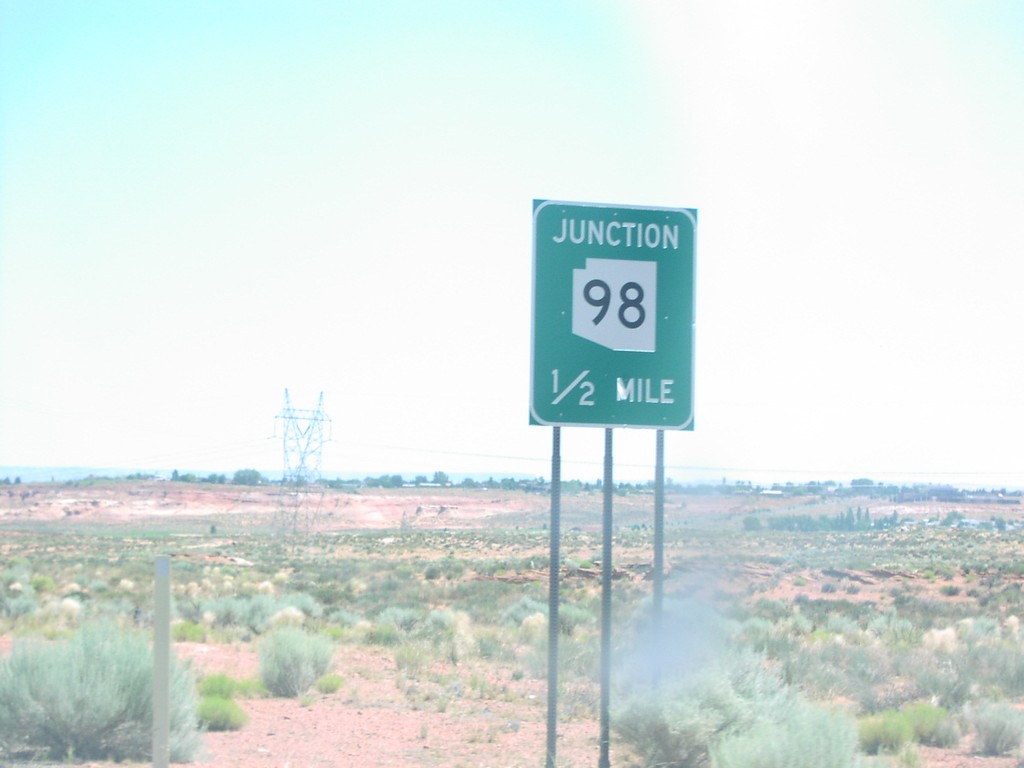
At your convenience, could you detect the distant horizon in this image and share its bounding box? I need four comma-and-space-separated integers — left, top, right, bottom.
3, 464, 1022, 492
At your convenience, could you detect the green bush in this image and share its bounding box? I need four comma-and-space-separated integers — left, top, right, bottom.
902, 701, 960, 747
858, 710, 912, 754
198, 674, 265, 699
0, 622, 200, 761
172, 620, 206, 642
259, 627, 334, 697
197, 695, 248, 731
315, 673, 345, 694
30, 574, 56, 594
968, 702, 1024, 756
198, 672, 239, 699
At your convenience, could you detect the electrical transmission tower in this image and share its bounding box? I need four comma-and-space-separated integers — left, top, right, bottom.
276, 389, 331, 486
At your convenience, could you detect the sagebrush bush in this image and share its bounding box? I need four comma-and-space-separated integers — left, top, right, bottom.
328, 607, 361, 627
968, 702, 1024, 756
202, 593, 324, 634
501, 596, 547, 626
0, 622, 200, 761
259, 627, 334, 697
377, 605, 420, 633
713, 702, 857, 768
1, 593, 37, 619
613, 649, 802, 768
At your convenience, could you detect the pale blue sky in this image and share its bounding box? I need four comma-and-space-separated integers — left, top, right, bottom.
2, 1, 1023, 485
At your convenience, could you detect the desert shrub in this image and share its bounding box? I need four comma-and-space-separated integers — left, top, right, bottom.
203, 595, 249, 628
559, 603, 594, 635
476, 629, 512, 661
202, 593, 323, 635
734, 615, 804, 659
858, 710, 913, 754
424, 608, 456, 634
423, 564, 443, 580
197, 695, 248, 731
712, 702, 857, 768
198, 674, 265, 699
279, 591, 323, 620
901, 649, 971, 709
868, 612, 919, 647
198, 672, 240, 699
315, 673, 344, 694
436, 556, 465, 580
328, 607, 361, 627
394, 641, 429, 674
781, 639, 897, 713
377, 606, 420, 633
0, 622, 199, 761
902, 701, 960, 747
1, 593, 38, 619
501, 596, 547, 626
259, 627, 334, 697
824, 614, 861, 638
172, 619, 206, 642
241, 594, 279, 633
974, 644, 1024, 698
613, 649, 803, 768
364, 623, 400, 646
734, 616, 776, 650
231, 677, 269, 698
968, 702, 1024, 756
30, 574, 56, 594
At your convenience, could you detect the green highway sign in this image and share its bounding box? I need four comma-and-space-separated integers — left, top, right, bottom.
530, 200, 696, 429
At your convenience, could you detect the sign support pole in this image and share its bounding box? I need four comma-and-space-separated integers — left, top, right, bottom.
546, 426, 562, 768
653, 428, 665, 674
599, 427, 614, 768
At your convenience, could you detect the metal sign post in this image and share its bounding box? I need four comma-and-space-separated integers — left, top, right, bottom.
653, 429, 665, 685
599, 428, 614, 768
546, 427, 561, 768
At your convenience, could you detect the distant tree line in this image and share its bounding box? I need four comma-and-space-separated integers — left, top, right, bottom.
171, 469, 264, 486
744, 507, 893, 533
